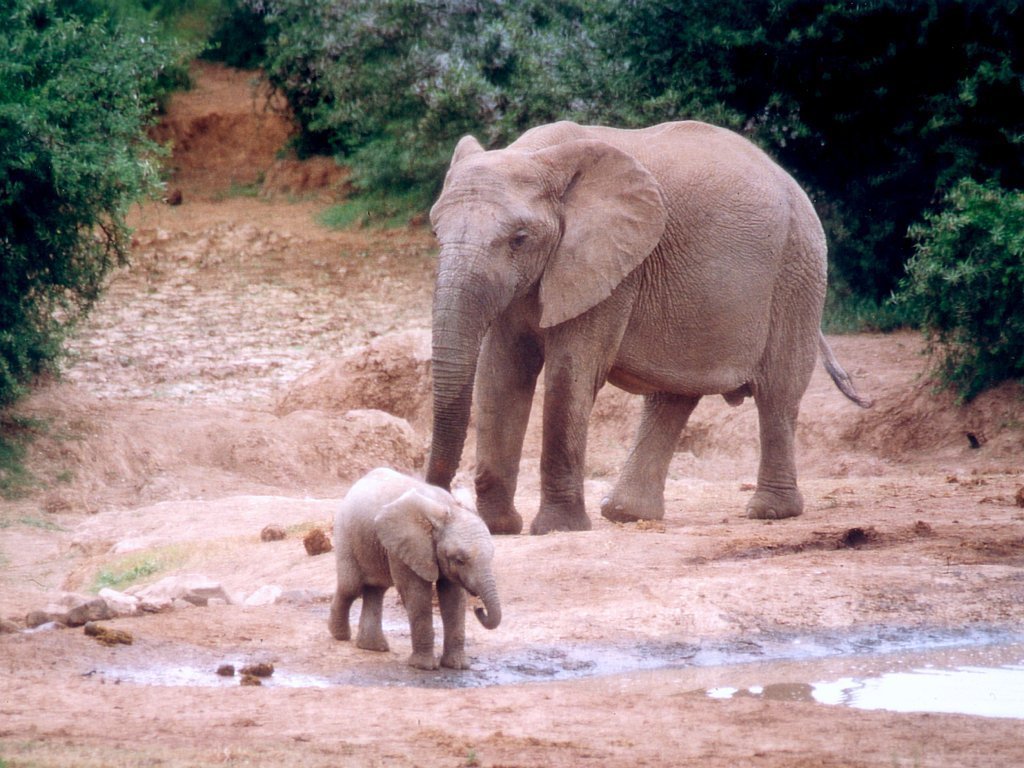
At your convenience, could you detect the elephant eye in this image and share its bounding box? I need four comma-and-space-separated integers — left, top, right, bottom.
509, 230, 528, 251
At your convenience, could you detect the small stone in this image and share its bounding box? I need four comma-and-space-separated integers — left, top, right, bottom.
240, 674, 263, 686
260, 524, 287, 542
66, 598, 114, 627
216, 664, 236, 677
303, 528, 332, 556
25, 610, 64, 629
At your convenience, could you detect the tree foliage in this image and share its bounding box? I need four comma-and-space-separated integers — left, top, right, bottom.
0, 0, 179, 407
898, 180, 1024, 400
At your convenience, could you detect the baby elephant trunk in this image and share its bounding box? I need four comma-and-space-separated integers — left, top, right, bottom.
472, 581, 502, 630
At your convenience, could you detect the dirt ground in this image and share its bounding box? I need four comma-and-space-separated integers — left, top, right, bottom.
2, 63, 1023, 767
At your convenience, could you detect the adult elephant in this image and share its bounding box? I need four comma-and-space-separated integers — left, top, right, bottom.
425, 120, 870, 536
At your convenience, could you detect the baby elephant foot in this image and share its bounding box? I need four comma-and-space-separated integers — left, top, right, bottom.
407, 651, 439, 670
440, 649, 469, 670
746, 487, 804, 520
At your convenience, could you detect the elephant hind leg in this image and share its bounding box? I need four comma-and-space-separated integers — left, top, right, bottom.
746, 349, 813, 520
601, 393, 699, 523
328, 585, 356, 641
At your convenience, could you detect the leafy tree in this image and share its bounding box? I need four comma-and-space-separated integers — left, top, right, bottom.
603, 0, 1024, 302
0, 0, 179, 407
898, 179, 1024, 399
257, 0, 617, 215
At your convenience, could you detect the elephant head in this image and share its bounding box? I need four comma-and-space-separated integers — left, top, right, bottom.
375, 488, 501, 629
425, 133, 667, 491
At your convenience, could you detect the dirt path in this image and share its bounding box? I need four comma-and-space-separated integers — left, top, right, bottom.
2, 63, 1023, 767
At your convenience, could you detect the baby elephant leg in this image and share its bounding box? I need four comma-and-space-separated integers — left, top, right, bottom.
436, 578, 469, 670
328, 581, 358, 641
355, 585, 390, 652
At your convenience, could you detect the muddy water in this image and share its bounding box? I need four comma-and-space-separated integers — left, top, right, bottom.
98, 626, 1024, 719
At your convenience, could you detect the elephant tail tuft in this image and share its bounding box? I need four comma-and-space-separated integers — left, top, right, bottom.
819, 331, 873, 408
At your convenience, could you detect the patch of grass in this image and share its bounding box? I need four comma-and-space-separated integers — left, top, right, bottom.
91, 547, 185, 593
317, 190, 425, 230
214, 177, 263, 200
0, 415, 45, 500
0, 515, 67, 532
822, 287, 911, 334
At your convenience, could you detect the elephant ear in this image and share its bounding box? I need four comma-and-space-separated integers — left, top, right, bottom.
534, 139, 667, 328
451, 134, 485, 166
375, 489, 449, 583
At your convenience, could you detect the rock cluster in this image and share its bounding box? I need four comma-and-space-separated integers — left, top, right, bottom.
5, 574, 330, 634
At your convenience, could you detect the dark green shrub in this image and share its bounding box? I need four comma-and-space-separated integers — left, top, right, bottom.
258, 0, 617, 219
897, 179, 1024, 400
0, 0, 179, 408
603, 0, 1024, 303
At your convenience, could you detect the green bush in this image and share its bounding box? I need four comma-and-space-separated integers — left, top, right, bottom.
0, 0, 180, 408
603, 0, 1024, 303
258, 0, 618, 219
896, 179, 1024, 400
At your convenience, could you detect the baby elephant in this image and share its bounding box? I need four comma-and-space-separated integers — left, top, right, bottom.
328, 467, 501, 670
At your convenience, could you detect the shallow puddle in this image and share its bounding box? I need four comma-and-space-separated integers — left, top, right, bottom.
96, 626, 1024, 719
708, 641, 1024, 719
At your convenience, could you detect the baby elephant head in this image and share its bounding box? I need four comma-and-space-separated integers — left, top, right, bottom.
375, 489, 501, 629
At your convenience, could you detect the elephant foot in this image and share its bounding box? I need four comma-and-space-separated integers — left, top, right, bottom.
408, 651, 439, 670
478, 507, 524, 536
328, 620, 350, 642
440, 649, 469, 670
328, 597, 351, 640
530, 508, 592, 535
599, 491, 665, 524
355, 631, 390, 653
746, 487, 804, 520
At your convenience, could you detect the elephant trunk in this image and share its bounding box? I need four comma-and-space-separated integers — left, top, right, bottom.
472, 577, 502, 630
426, 266, 503, 491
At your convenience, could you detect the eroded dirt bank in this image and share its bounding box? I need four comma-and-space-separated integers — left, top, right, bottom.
2, 63, 1023, 767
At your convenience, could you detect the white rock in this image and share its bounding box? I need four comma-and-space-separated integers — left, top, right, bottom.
98, 588, 140, 617
131, 574, 233, 607
244, 585, 283, 607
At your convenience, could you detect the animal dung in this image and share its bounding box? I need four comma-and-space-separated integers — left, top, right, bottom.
239, 661, 275, 678
260, 524, 287, 542
83, 621, 133, 646
303, 527, 332, 556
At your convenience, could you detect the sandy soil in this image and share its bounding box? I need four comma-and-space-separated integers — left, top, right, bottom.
2, 63, 1023, 767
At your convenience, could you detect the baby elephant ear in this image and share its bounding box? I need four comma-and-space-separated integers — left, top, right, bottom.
375, 490, 449, 583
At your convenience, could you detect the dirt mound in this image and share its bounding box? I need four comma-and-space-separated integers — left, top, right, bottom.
276, 329, 433, 430
21, 387, 424, 514
152, 62, 345, 201
842, 377, 1024, 460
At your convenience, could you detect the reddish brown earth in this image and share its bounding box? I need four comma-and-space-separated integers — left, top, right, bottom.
2, 63, 1023, 767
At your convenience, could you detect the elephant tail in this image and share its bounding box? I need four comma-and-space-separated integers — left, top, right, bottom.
819, 331, 873, 408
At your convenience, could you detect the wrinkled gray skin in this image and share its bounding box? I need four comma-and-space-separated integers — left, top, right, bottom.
328, 468, 500, 670
426, 120, 870, 536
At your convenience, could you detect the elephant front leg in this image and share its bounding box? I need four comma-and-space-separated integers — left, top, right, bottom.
601, 393, 699, 523
474, 326, 543, 535
395, 573, 439, 670
747, 397, 804, 520
354, 585, 390, 652
530, 360, 597, 535
436, 578, 469, 670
